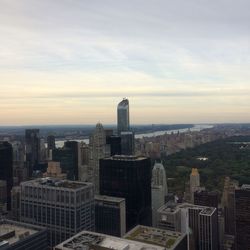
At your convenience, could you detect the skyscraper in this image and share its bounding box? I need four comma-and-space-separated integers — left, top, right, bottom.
190, 168, 200, 203
151, 162, 168, 226
100, 155, 152, 231
194, 190, 219, 209
52, 141, 80, 180
0, 141, 13, 211
88, 123, 106, 194
117, 98, 130, 135
25, 129, 40, 177
20, 178, 95, 247
95, 195, 126, 237
235, 184, 250, 250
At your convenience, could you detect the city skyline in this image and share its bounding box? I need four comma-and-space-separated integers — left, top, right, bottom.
1, 0, 250, 125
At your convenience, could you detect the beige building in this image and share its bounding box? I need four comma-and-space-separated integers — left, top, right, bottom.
43, 161, 67, 179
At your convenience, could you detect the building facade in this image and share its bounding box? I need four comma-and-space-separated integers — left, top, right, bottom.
100, 155, 152, 231
117, 98, 130, 135
151, 162, 168, 226
20, 178, 95, 247
95, 195, 126, 237
0, 141, 13, 211
235, 184, 250, 250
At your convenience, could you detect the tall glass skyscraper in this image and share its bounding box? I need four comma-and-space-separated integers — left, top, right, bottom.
117, 98, 130, 135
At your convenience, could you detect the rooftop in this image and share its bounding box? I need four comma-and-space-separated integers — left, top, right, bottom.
21, 178, 92, 190
0, 220, 44, 246
109, 155, 148, 161
158, 202, 216, 216
54, 231, 165, 250
95, 195, 125, 203
124, 225, 185, 249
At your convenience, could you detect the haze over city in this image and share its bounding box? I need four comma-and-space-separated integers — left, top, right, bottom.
1, 0, 250, 125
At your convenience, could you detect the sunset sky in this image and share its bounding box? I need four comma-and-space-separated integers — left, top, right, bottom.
0, 0, 250, 125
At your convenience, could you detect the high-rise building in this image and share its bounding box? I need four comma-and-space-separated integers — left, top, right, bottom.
157, 202, 219, 250
0, 219, 48, 250
47, 135, 56, 151
25, 129, 40, 177
0, 141, 13, 211
100, 155, 152, 231
106, 135, 121, 156
12, 141, 27, 185
221, 177, 238, 237
20, 178, 95, 247
194, 190, 219, 209
117, 98, 130, 135
151, 162, 168, 226
120, 131, 135, 155
190, 168, 200, 203
0, 180, 7, 213
88, 123, 106, 194
43, 161, 67, 179
11, 186, 21, 221
95, 195, 126, 237
52, 141, 80, 180
235, 184, 250, 250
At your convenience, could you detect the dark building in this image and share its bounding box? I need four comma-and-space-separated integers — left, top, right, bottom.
117, 98, 129, 135
52, 141, 79, 180
0, 142, 13, 211
120, 131, 135, 155
194, 190, 219, 208
0, 219, 48, 250
47, 135, 56, 151
235, 185, 250, 250
106, 135, 121, 156
25, 129, 40, 177
95, 195, 126, 237
100, 155, 152, 231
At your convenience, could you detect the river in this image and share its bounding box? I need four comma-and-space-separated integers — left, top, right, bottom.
54, 124, 213, 148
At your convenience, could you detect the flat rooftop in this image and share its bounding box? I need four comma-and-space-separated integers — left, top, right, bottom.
54, 231, 165, 250
95, 195, 125, 203
158, 202, 216, 216
21, 178, 91, 190
0, 220, 39, 246
124, 225, 185, 249
109, 155, 148, 161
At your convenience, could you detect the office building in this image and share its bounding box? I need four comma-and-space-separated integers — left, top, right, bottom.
221, 177, 238, 236
43, 161, 67, 179
117, 98, 130, 135
25, 129, 40, 177
0, 181, 7, 213
20, 178, 95, 247
120, 131, 135, 155
106, 135, 121, 156
125, 225, 187, 250
235, 184, 250, 250
157, 202, 219, 250
190, 168, 200, 203
0, 219, 48, 250
151, 162, 168, 226
47, 135, 56, 151
194, 190, 219, 208
54, 229, 186, 250
95, 195, 126, 237
88, 123, 106, 194
100, 155, 152, 231
52, 141, 80, 180
10, 186, 21, 221
0, 141, 13, 211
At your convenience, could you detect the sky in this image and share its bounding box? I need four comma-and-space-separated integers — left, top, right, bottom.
0, 0, 250, 125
